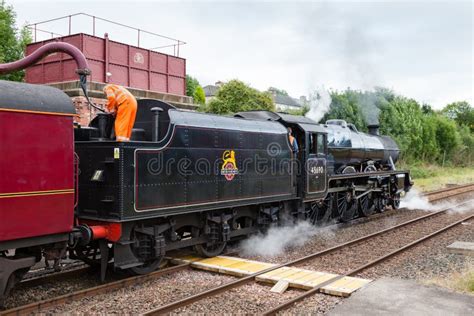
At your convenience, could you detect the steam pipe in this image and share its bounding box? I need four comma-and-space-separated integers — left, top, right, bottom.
0, 42, 105, 113
0, 42, 90, 76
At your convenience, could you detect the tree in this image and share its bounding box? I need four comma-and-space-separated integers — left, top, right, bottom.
442, 101, 474, 132
193, 85, 205, 105
206, 80, 274, 114
322, 90, 367, 131
286, 105, 309, 116
0, 2, 32, 82
185, 75, 206, 105
379, 96, 425, 161
432, 115, 461, 163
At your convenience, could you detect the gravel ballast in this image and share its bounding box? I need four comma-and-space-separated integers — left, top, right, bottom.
6, 192, 472, 314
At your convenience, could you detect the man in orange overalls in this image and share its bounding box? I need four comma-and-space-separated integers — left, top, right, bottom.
103, 84, 137, 141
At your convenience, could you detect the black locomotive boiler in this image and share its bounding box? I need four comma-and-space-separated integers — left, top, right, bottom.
73, 99, 412, 273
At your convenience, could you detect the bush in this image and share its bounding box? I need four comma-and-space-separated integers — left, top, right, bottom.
206, 80, 274, 114
193, 85, 205, 105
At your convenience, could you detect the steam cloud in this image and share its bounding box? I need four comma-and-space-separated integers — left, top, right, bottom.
356, 92, 382, 126
240, 221, 335, 257
305, 87, 332, 123
400, 188, 438, 211
400, 188, 472, 213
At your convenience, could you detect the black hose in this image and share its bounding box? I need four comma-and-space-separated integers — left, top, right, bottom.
79, 75, 106, 113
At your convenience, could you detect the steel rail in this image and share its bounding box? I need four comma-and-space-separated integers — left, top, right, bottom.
142, 199, 473, 315
19, 265, 91, 288
263, 212, 474, 315
5, 186, 471, 314
0, 263, 190, 316
424, 183, 474, 197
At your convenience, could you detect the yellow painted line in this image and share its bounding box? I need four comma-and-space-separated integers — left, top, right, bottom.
0, 189, 74, 196
0, 189, 74, 199
0, 107, 77, 117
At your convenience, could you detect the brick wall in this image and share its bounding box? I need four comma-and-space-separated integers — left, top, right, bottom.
72, 96, 108, 126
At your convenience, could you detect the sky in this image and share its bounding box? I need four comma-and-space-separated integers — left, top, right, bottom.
8, 0, 474, 109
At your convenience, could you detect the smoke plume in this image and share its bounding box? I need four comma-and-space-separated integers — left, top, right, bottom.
305, 87, 332, 123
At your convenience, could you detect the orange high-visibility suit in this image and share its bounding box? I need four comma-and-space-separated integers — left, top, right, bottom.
103, 84, 137, 141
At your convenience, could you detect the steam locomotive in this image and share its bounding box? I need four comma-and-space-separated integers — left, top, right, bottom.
0, 45, 411, 306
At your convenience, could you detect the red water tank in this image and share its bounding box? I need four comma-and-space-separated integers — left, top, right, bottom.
25, 33, 186, 96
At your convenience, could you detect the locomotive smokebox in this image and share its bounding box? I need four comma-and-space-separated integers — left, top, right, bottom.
368, 124, 380, 136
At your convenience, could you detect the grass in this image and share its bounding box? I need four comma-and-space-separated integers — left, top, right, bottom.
398, 163, 474, 192
424, 266, 474, 294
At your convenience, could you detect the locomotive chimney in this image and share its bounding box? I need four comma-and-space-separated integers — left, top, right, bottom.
151, 107, 163, 142
368, 124, 380, 136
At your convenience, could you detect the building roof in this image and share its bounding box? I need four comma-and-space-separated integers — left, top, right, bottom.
203, 85, 219, 97
274, 94, 302, 108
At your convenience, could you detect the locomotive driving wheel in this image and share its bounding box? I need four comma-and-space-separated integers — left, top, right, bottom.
359, 192, 376, 217
389, 183, 401, 209
309, 194, 334, 225
373, 194, 385, 213
336, 191, 357, 222
390, 193, 401, 209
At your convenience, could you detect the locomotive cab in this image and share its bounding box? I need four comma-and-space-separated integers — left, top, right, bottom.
295, 124, 328, 200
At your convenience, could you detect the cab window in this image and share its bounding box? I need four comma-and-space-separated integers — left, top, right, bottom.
309, 133, 317, 154
317, 134, 325, 154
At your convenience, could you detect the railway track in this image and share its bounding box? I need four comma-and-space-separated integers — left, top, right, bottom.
425, 183, 474, 200
1, 184, 472, 315
140, 199, 473, 315
263, 212, 474, 314
15, 183, 472, 289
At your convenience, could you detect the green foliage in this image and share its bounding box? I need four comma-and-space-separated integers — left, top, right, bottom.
407, 164, 438, 179
432, 115, 461, 162
193, 85, 205, 105
322, 87, 472, 167
468, 272, 474, 292
322, 89, 367, 131
0, 2, 32, 82
285, 105, 309, 116
379, 96, 426, 161
185, 75, 206, 105
442, 101, 474, 132
455, 125, 474, 166
185, 75, 199, 97
205, 80, 275, 114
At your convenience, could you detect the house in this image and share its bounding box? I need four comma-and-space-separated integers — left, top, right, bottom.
268, 88, 307, 112
203, 81, 224, 102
